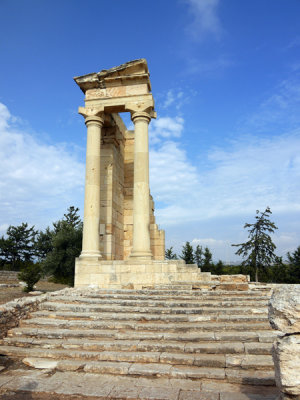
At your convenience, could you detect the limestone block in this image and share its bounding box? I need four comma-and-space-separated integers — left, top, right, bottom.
218, 283, 249, 291
269, 286, 300, 333
272, 334, 300, 396
219, 274, 248, 283
124, 209, 133, 217
124, 216, 133, 225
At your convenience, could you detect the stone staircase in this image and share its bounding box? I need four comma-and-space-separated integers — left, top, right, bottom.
0, 285, 281, 399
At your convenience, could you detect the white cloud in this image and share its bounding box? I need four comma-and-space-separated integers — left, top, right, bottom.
150, 125, 300, 226
191, 238, 228, 247
185, 0, 222, 41
0, 103, 85, 232
150, 116, 184, 144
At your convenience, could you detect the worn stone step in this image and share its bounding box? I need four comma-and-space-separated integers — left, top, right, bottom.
18, 357, 275, 385
31, 309, 269, 323
46, 296, 269, 308
51, 289, 270, 299
20, 317, 271, 332
1, 336, 273, 355
6, 326, 281, 343
155, 282, 251, 291
40, 301, 267, 315
61, 291, 270, 301
0, 344, 275, 370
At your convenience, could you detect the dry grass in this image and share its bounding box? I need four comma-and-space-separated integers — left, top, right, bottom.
0, 279, 68, 305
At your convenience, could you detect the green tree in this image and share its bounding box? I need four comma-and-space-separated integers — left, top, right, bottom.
165, 247, 178, 260
202, 247, 213, 271
232, 207, 278, 282
213, 260, 224, 275
287, 246, 300, 283
35, 227, 53, 262
18, 263, 42, 292
194, 245, 203, 269
0, 223, 37, 270
180, 242, 195, 264
42, 207, 82, 285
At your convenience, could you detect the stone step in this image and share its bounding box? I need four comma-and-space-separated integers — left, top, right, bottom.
19, 317, 271, 332
31, 309, 269, 323
0, 345, 275, 370
46, 296, 268, 308
40, 301, 267, 315
19, 358, 274, 385
153, 282, 251, 291
64, 288, 269, 297
71, 289, 269, 298
1, 336, 273, 355
6, 326, 281, 342
0, 369, 279, 400
49, 292, 270, 302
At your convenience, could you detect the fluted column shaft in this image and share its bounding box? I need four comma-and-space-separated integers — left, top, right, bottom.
81, 114, 104, 258
130, 111, 152, 259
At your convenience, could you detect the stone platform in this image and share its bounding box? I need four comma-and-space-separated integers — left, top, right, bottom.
75, 258, 250, 289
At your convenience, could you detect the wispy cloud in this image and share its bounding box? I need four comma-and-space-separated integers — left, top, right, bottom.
185, 55, 233, 75
162, 90, 184, 109
243, 74, 300, 133
0, 103, 85, 233
185, 0, 222, 41
287, 35, 300, 49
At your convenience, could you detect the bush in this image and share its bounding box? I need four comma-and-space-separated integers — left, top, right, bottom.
18, 263, 42, 292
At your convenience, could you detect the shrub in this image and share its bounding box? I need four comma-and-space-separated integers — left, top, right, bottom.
18, 263, 42, 292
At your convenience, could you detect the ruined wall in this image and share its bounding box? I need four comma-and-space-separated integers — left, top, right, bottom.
100, 114, 125, 260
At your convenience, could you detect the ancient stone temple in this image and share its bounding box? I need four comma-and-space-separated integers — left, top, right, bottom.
73, 59, 236, 289
74, 59, 164, 263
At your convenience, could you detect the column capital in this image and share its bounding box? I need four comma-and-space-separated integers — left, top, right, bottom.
126, 101, 157, 121
78, 106, 105, 126
131, 111, 152, 124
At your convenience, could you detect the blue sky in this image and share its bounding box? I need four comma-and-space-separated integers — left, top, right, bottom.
0, 0, 300, 262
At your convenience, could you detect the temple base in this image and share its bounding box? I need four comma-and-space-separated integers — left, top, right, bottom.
75, 258, 209, 289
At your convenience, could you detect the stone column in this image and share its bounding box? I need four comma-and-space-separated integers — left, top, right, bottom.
130, 111, 153, 259
80, 110, 104, 258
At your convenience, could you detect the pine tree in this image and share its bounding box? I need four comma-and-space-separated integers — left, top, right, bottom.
202, 247, 213, 271
194, 245, 203, 268
287, 246, 300, 283
165, 247, 178, 260
180, 242, 195, 264
232, 207, 278, 282
42, 207, 83, 285
0, 223, 37, 270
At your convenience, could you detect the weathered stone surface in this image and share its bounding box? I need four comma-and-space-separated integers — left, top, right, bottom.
128, 363, 172, 377
268, 286, 300, 333
84, 361, 131, 375
22, 357, 58, 369
179, 391, 219, 400
225, 369, 275, 385
272, 334, 300, 396
108, 384, 142, 399
139, 386, 180, 400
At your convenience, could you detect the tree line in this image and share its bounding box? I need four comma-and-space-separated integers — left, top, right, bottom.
1, 206, 299, 288
0, 207, 82, 288
166, 207, 300, 284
